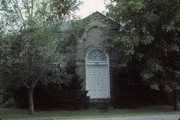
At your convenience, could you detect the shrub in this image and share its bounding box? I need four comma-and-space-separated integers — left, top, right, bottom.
11, 61, 89, 110
111, 68, 172, 108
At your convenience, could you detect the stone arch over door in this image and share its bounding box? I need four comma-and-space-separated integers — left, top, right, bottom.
85, 49, 110, 99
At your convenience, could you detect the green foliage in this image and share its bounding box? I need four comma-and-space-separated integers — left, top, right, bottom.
0, 26, 64, 87
57, 20, 87, 56
11, 62, 89, 110
0, 0, 81, 88
112, 68, 172, 108
0, 0, 81, 31
107, 0, 180, 90
0, 0, 81, 114
48, 0, 81, 20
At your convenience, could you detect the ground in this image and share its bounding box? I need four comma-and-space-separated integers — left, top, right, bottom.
56, 114, 180, 120
0, 106, 179, 120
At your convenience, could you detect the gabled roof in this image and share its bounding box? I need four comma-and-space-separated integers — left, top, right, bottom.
83, 11, 107, 19
60, 11, 120, 32
83, 11, 120, 26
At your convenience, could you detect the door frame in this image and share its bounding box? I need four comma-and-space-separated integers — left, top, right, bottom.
85, 49, 110, 99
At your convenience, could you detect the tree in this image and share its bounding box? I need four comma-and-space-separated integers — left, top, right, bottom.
107, 0, 180, 110
0, 0, 80, 114
7, 59, 89, 110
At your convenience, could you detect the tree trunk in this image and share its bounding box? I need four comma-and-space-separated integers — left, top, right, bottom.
173, 89, 180, 110
28, 87, 34, 115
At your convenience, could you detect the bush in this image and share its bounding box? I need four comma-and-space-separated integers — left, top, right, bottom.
111, 68, 172, 108
12, 76, 89, 109
7, 61, 89, 110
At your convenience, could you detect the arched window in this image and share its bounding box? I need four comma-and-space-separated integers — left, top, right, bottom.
87, 49, 107, 62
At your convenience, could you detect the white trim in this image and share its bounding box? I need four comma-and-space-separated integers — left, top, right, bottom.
85, 48, 110, 99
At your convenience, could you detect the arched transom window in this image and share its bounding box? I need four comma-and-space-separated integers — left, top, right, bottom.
87, 49, 107, 62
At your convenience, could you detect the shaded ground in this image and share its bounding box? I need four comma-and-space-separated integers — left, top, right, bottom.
56, 114, 180, 120
0, 106, 179, 120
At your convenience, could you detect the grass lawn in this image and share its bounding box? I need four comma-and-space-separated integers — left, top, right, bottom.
0, 105, 179, 120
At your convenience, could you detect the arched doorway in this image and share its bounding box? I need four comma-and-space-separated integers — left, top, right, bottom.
85, 49, 110, 99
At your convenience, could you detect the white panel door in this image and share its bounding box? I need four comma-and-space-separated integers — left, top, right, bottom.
86, 65, 110, 99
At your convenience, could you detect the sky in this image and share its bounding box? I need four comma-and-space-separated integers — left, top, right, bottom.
75, 0, 110, 18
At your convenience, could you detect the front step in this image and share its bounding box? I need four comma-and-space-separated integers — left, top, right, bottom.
89, 99, 111, 111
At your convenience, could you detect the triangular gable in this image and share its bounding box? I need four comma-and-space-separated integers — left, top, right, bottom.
59, 11, 120, 32
83, 11, 120, 28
